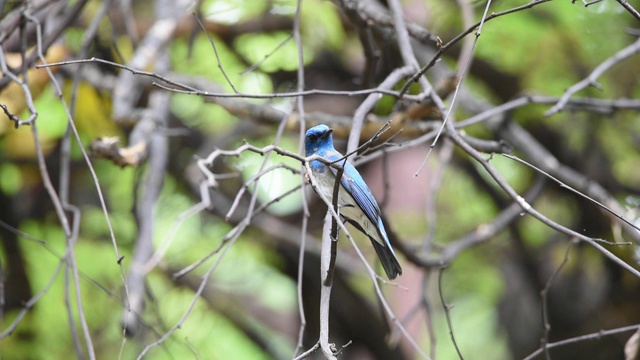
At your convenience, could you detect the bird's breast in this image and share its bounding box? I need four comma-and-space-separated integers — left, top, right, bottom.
310, 159, 327, 173
311, 170, 385, 247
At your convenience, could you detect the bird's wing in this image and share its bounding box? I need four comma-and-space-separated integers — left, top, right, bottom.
326, 152, 381, 225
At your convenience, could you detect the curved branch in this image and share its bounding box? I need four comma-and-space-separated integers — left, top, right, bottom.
546, 36, 640, 116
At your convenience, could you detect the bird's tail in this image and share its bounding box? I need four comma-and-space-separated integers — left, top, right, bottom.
370, 240, 402, 280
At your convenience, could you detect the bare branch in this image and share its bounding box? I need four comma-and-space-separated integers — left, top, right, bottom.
446, 119, 640, 279
457, 95, 640, 128
194, 13, 238, 93
399, 0, 554, 97
523, 324, 640, 360
546, 36, 640, 116
439, 268, 464, 359
614, 0, 640, 21
502, 153, 640, 233
539, 240, 576, 358
319, 211, 338, 360
38, 58, 424, 101
348, 65, 414, 156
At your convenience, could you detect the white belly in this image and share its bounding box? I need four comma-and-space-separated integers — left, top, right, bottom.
313, 170, 384, 246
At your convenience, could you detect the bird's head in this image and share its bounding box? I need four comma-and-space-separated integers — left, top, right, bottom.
305, 124, 334, 156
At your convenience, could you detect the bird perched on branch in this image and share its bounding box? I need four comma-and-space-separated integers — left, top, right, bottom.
305, 124, 402, 280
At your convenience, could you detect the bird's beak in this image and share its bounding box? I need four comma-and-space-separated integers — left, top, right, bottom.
323, 128, 334, 138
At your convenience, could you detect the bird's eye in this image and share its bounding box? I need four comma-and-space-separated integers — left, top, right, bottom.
307, 134, 317, 141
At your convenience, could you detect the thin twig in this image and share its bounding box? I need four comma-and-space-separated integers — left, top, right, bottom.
194, 12, 238, 93
423, 140, 454, 250
225, 163, 300, 220
240, 33, 294, 75
25, 15, 127, 356
546, 36, 640, 116
136, 226, 240, 359
615, 0, 640, 21
438, 267, 464, 359
293, 342, 320, 360
37, 58, 424, 101
502, 153, 640, 232
413, 0, 493, 177
539, 240, 576, 359
348, 65, 414, 158
523, 324, 640, 360
325, 161, 345, 287
293, 0, 309, 353
399, 0, 553, 97
445, 113, 640, 279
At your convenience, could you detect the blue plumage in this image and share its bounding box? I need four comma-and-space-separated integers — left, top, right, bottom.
305, 124, 402, 279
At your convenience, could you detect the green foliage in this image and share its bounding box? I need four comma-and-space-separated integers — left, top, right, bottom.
171, 93, 238, 134
599, 117, 640, 186
230, 135, 305, 216
81, 206, 136, 244
0, 163, 22, 195
300, 0, 345, 51
171, 34, 247, 91
476, 1, 629, 96
64, 28, 85, 54
30, 84, 68, 138
130, 273, 272, 360
2, 0, 638, 358
438, 165, 498, 238
235, 31, 310, 72
204, 0, 269, 24
433, 294, 508, 359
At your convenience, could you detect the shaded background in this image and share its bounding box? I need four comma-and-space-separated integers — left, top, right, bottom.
1, 0, 640, 359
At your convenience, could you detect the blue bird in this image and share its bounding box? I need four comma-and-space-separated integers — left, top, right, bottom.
305, 124, 402, 280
